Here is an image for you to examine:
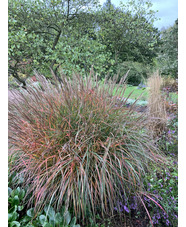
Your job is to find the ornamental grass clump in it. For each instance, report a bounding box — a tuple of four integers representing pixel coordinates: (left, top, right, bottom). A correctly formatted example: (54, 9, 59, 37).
(147, 71, 167, 138)
(9, 70, 165, 222)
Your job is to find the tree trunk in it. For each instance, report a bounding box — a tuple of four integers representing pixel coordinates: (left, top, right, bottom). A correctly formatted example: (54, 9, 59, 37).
(9, 66, 27, 89)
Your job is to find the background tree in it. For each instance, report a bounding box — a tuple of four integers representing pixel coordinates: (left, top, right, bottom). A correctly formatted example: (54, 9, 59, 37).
(8, 0, 163, 86)
(8, 0, 104, 84)
(95, 0, 160, 83)
(155, 19, 178, 78)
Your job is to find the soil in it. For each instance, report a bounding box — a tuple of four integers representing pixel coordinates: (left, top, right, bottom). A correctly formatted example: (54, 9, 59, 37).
(93, 212, 150, 227)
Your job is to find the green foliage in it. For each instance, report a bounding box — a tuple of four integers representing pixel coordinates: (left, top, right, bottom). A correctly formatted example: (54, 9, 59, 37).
(144, 159, 178, 226)
(96, 0, 160, 69)
(113, 85, 148, 101)
(8, 0, 108, 83)
(9, 71, 166, 223)
(8, 185, 80, 227)
(117, 61, 151, 85)
(8, 0, 161, 84)
(158, 114, 178, 154)
(155, 19, 178, 78)
(8, 186, 25, 226)
(55, 33, 113, 77)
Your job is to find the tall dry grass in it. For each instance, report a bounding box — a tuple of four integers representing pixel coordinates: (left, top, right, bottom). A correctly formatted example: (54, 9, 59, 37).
(147, 71, 167, 138)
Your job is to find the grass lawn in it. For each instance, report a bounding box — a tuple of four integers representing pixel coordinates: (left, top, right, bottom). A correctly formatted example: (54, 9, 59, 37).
(113, 85, 178, 102)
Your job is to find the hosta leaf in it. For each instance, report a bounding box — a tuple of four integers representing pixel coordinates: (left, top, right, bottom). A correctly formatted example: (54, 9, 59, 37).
(25, 223, 35, 227)
(8, 205, 17, 214)
(20, 216, 32, 223)
(8, 213, 13, 221)
(49, 216, 55, 226)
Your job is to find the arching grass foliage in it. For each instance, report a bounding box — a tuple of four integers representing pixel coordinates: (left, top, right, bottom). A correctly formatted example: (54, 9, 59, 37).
(8, 70, 166, 223)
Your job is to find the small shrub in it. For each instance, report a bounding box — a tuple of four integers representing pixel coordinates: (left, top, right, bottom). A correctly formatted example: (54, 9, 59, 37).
(117, 61, 151, 85)
(9, 70, 166, 222)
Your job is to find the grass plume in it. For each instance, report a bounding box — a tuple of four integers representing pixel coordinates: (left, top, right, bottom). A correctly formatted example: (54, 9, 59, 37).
(147, 71, 167, 138)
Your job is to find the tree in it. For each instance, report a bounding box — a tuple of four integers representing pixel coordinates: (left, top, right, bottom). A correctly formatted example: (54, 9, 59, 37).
(97, 0, 160, 64)
(91, 0, 161, 83)
(8, 15, 43, 87)
(8, 0, 161, 86)
(156, 19, 178, 78)
(8, 0, 104, 84)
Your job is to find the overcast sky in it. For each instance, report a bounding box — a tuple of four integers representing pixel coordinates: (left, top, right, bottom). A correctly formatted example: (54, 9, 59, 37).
(99, 0, 178, 30)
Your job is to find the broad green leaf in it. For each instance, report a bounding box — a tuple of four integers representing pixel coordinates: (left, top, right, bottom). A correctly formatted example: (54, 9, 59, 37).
(19, 189, 26, 200)
(20, 215, 32, 224)
(39, 215, 47, 225)
(26, 208, 35, 218)
(10, 221, 20, 227)
(13, 195, 20, 206)
(8, 187, 13, 196)
(8, 211, 19, 222)
(17, 205, 24, 211)
(8, 213, 13, 221)
(60, 206, 66, 216)
(43, 223, 53, 227)
(49, 218, 55, 226)
(25, 223, 35, 227)
(55, 212, 63, 224)
(44, 205, 55, 219)
(64, 211, 71, 225)
(70, 216, 77, 226)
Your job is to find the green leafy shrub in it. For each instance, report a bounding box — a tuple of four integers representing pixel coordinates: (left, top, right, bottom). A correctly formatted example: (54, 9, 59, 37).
(155, 19, 178, 79)
(117, 61, 151, 85)
(9, 71, 166, 223)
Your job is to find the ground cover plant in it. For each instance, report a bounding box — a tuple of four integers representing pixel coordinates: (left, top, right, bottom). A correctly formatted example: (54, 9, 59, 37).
(8, 70, 168, 226)
(8, 186, 80, 227)
(144, 158, 178, 227)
